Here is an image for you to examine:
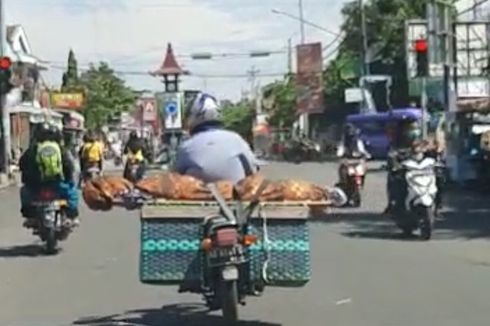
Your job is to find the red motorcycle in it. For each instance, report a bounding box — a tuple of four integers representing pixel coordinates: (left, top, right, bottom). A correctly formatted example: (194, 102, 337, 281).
(337, 159, 367, 207)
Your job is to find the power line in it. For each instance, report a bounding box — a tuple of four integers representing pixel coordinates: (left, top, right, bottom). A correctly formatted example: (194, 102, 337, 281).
(457, 0, 490, 16)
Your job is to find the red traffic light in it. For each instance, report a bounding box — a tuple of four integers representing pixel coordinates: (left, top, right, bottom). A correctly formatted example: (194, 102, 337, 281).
(0, 56, 11, 69)
(414, 39, 428, 53)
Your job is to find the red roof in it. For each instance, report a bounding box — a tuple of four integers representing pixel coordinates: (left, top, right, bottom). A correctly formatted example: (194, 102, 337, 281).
(152, 43, 183, 76)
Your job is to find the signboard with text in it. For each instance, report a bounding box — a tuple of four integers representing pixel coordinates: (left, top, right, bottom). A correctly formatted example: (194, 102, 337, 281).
(50, 92, 84, 110)
(296, 42, 324, 114)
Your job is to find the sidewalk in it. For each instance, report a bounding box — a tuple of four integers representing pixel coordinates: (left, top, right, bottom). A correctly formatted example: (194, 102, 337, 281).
(0, 171, 20, 190)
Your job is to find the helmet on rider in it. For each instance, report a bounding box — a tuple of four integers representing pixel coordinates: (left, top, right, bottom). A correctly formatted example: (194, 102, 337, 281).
(35, 123, 51, 142)
(49, 124, 63, 143)
(405, 121, 422, 143)
(129, 130, 138, 140)
(187, 92, 221, 133)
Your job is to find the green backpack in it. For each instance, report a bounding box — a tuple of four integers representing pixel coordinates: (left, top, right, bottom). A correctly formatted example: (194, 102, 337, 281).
(36, 141, 64, 181)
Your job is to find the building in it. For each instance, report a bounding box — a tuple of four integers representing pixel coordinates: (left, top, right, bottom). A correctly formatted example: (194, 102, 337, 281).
(4, 25, 55, 158)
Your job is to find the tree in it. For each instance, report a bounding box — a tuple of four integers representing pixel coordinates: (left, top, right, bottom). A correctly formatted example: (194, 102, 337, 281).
(262, 75, 297, 129)
(325, 0, 429, 109)
(221, 100, 255, 141)
(61, 49, 80, 91)
(79, 62, 136, 129)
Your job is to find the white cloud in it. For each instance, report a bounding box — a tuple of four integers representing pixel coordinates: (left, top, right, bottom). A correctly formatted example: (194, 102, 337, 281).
(5, 0, 348, 100)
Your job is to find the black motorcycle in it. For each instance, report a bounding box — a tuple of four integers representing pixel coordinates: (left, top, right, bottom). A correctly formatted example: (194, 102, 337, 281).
(30, 188, 73, 254)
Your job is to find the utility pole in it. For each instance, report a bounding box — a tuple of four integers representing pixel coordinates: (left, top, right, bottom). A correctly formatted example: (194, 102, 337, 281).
(298, 0, 305, 44)
(360, 0, 370, 76)
(247, 66, 260, 101)
(0, 0, 8, 175)
(287, 38, 293, 74)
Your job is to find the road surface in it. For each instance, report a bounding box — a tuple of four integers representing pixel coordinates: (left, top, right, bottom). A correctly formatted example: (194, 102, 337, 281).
(1, 162, 490, 326)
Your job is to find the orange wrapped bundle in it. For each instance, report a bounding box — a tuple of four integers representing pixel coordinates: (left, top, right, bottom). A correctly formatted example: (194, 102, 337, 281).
(82, 176, 133, 211)
(134, 172, 329, 202)
(135, 172, 234, 200)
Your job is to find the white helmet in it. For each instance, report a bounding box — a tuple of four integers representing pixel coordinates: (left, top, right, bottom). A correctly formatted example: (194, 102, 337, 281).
(188, 92, 221, 130)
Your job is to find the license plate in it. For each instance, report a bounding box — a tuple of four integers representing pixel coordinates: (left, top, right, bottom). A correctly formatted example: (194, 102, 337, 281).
(209, 248, 233, 259)
(208, 246, 243, 260)
(222, 266, 238, 281)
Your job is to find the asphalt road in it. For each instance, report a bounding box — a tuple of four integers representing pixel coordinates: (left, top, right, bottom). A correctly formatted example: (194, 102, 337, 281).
(1, 162, 490, 326)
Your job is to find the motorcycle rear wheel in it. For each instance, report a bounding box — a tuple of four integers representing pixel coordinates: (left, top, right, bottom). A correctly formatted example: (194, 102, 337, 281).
(419, 207, 435, 241)
(220, 280, 239, 324)
(44, 226, 58, 255)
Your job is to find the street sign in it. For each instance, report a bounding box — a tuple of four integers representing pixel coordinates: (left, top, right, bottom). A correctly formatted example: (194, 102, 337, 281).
(344, 88, 363, 103)
(141, 99, 157, 122)
(158, 92, 183, 130)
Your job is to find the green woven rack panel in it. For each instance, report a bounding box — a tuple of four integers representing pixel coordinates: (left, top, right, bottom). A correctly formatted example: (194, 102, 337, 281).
(140, 219, 203, 284)
(248, 219, 311, 286)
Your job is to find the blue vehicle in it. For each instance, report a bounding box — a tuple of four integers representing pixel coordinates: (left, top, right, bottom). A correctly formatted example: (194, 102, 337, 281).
(346, 108, 423, 158)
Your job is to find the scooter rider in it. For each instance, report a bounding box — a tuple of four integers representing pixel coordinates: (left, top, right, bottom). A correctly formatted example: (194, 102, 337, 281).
(385, 120, 423, 214)
(123, 131, 150, 181)
(174, 92, 259, 184)
(337, 123, 370, 159)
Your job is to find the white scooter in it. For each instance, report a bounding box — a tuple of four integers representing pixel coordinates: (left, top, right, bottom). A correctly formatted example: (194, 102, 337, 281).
(390, 154, 438, 240)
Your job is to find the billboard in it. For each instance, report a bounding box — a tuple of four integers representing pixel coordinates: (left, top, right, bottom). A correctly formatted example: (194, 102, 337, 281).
(157, 92, 183, 130)
(50, 92, 84, 110)
(295, 43, 324, 114)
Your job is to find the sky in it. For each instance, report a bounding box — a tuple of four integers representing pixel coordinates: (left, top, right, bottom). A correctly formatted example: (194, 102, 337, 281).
(5, 0, 347, 101)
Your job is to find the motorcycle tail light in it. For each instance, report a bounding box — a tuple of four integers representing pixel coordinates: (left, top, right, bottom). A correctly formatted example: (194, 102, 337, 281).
(39, 189, 56, 201)
(215, 228, 238, 247)
(348, 167, 356, 175)
(356, 164, 365, 175)
(242, 234, 257, 247)
(201, 238, 213, 251)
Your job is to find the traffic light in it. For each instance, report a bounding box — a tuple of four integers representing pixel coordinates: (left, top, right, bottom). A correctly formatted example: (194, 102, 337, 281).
(414, 39, 428, 77)
(0, 56, 13, 94)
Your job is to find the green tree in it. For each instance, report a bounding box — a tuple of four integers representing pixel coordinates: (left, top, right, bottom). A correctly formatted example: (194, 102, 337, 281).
(79, 62, 136, 129)
(61, 49, 80, 90)
(262, 75, 297, 128)
(325, 0, 431, 108)
(221, 100, 255, 141)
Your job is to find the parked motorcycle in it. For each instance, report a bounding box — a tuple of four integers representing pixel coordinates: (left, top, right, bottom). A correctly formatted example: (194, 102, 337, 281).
(283, 139, 322, 163)
(31, 188, 73, 254)
(389, 154, 438, 240)
(337, 158, 366, 207)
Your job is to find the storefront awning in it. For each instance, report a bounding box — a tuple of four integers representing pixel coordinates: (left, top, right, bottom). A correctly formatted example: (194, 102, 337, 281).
(9, 104, 63, 128)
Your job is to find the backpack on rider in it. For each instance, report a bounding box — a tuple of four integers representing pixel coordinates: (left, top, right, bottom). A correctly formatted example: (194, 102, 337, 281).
(36, 137, 64, 182)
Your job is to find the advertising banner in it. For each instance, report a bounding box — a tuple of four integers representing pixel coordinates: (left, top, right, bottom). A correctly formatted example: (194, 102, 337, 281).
(296, 43, 324, 114)
(50, 92, 84, 110)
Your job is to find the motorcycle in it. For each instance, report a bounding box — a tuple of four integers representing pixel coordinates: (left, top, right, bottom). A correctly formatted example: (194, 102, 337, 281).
(125, 157, 144, 183)
(283, 139, 322, 163)
(31, 187, 72, 254)
(389, 154, 438, 240)
(337, 158, 366, 207)
(84, 163, 101, 182)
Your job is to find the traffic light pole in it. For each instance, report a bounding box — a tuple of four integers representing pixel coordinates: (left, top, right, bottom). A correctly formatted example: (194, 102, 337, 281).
(0, 0, 9, 175)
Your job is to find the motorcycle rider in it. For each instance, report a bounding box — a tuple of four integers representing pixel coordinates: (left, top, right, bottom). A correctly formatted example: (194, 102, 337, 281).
(336, 123, 370, 158)
(79, 131, 104, 187)
(174, 92, 259, 184)
(123, 130, 149, 181)
(385, 120, 423, 214)
(19, 123, 80, 227)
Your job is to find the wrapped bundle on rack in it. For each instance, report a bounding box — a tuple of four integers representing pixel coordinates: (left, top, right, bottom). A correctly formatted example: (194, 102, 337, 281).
(82, 176, 133, 211)
(134, 172, 233, 200)
(135, 172, 331, 202)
